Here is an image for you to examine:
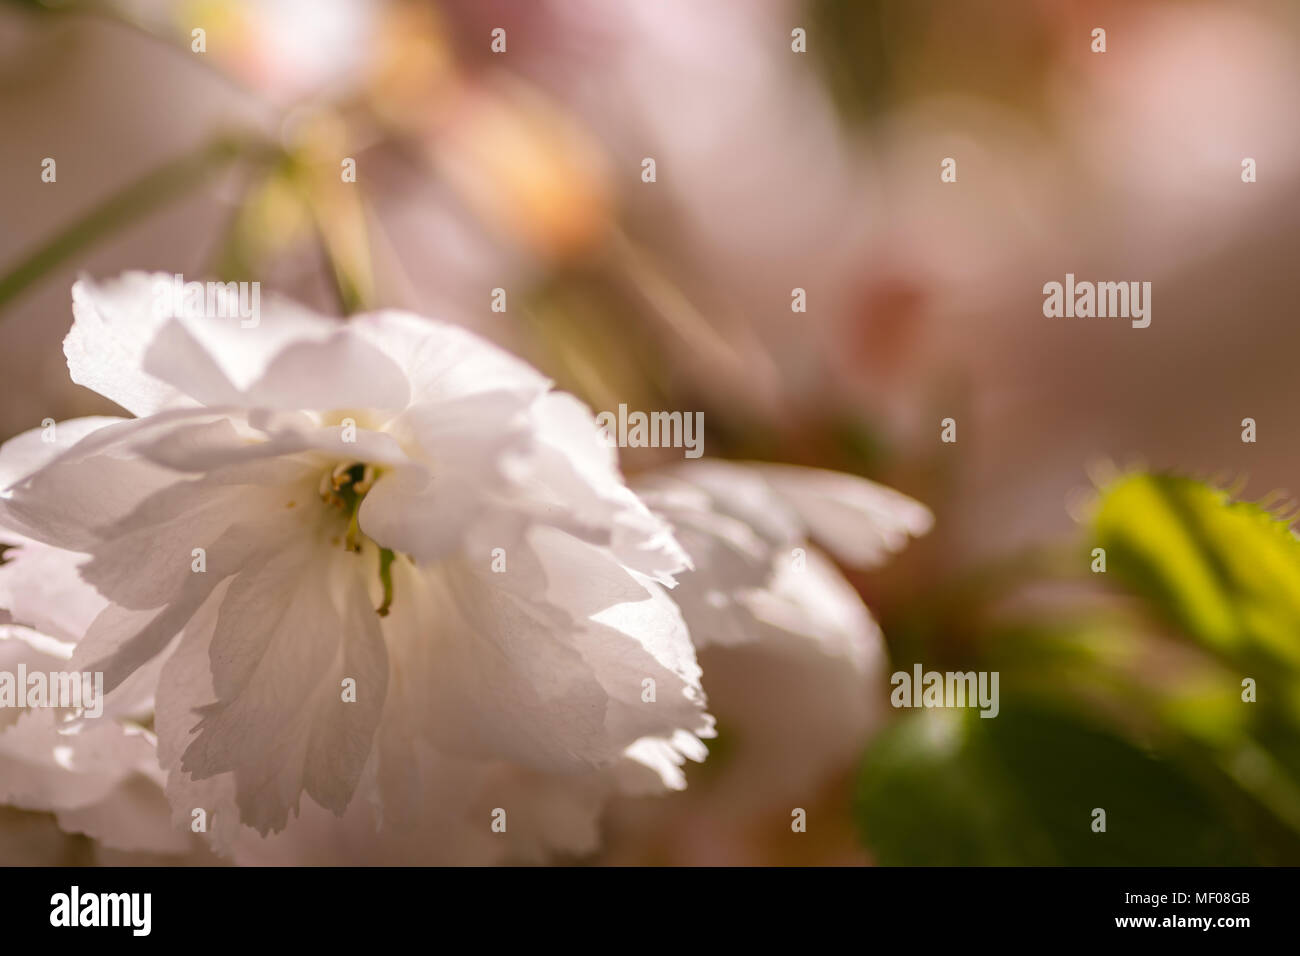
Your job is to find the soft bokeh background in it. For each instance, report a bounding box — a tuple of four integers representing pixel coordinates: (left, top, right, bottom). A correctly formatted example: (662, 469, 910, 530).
(3, 0, 1300, 864)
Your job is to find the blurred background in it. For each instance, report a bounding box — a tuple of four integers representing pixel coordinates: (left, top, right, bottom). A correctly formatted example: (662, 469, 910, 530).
(2, 0, 1300, 864)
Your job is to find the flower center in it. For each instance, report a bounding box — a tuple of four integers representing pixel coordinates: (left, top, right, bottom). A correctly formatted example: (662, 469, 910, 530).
(318, 461, 396, 617)
(319, 461, 375, 548)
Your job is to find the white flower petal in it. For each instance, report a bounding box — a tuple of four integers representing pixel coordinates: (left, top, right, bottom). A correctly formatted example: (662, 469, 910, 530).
(514, 393, 691, 584)
(66, 274, 195, 416)
(0, 537, 105, 644)
(144, 314, 412, 412)
(750, 462, 933, 567)
(350, 309, 551, 405)
(0, 416, 126, 491)
(357, 391, 534, 561)
(379, 555, 610, 771)
(160, 545, 388, 834)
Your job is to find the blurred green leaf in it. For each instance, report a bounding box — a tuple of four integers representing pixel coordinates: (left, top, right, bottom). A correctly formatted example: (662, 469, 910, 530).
(1093, 474, 1300, 672)
(855, 700, 1255, 865)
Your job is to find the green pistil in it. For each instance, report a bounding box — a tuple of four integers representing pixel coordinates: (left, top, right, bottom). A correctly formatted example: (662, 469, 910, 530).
(377, 548, 396, 617)
(345, 507, 363, 553)
(322, 461, 393, 615)
(333, 463, 369, 515)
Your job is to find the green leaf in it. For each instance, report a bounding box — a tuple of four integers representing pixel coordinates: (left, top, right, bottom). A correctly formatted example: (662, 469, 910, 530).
(855, 700, 1255, 865)
(1092, 473, 1300, 672)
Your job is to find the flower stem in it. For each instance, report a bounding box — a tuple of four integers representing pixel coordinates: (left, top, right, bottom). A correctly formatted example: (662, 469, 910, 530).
(0, 134, 273, 314)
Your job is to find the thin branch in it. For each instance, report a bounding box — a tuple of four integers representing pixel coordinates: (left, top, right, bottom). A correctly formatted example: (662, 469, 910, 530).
(0, 134, 277, 313)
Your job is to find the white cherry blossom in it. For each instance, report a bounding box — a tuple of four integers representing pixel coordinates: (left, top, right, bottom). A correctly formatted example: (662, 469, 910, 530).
(0, 273, 710, 848)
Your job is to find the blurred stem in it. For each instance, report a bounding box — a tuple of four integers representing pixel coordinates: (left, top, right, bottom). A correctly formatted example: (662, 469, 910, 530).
(206, 189, 255, 282)
(303, 189, 374, 316)
(0, 134, 277, 314)
(605, 229, 749, 380)
(282, 153, 376, 315)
